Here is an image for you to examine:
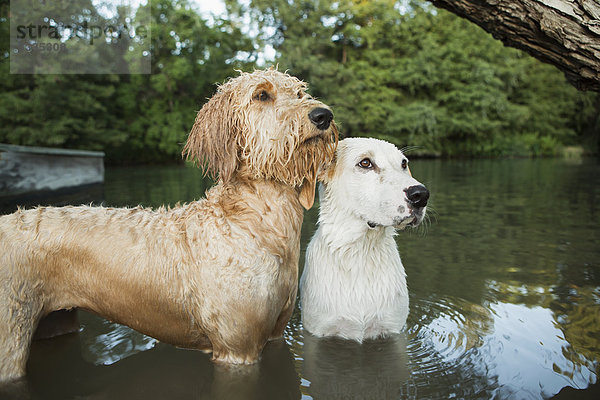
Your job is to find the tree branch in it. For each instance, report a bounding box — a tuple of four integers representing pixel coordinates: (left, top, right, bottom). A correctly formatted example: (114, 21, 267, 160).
(430, 0, 600, 91)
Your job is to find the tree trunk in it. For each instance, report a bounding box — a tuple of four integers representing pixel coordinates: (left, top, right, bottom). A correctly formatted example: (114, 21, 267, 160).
(430, 0, 600, 91)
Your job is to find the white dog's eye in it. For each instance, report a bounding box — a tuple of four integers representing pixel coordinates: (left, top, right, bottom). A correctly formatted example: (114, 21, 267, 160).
(297, 91, 303, 99)
(255, 90, 270, 101)
(402, 159, 408, 170)
(358, 158, 373, 169)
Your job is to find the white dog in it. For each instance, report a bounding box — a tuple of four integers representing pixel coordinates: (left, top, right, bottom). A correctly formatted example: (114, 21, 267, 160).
(300, 138, 429, 341)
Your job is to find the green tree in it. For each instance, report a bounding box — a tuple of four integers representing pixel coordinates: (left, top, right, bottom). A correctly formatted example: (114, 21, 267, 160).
(1, 0, 597, 160)
(0, 0, 255, 163)
(248, 0, 599, 156)
(0, 0, 127, 151)
(109, 0, 256, 163)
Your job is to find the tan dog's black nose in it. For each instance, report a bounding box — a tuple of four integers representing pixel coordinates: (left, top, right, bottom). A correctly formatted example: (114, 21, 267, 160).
(309, 107, 333, 130)
(405, 185, 429, 208)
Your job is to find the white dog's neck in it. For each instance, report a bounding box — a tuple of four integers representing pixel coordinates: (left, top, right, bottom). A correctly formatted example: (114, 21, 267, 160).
(318, 190, 396, 259)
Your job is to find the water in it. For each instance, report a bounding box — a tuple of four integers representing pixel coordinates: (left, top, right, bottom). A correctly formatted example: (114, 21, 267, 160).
(1, 158, 599, 399)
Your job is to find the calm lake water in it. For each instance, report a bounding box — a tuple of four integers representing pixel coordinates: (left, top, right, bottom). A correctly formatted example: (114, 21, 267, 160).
(1, 158, 599, 399)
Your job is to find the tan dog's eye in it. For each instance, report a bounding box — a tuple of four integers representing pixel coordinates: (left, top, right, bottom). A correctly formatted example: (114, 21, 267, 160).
(402, 159, 408, 170)
(358, 158, 372, 169)
(255, 90, 270, 101)
(297, 91, 303, 99)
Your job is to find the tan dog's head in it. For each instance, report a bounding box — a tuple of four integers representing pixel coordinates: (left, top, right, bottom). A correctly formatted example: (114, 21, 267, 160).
(183, 68, 338, 209)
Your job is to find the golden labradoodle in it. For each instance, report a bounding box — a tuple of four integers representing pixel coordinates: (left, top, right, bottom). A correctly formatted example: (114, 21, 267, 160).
(0, 69, 337, 381)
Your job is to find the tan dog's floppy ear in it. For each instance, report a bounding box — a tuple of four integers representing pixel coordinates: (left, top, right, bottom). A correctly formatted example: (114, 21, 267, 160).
(299, 150, 337, 209)
(183, 90, 239, 183)
(299, 165, 318, 210)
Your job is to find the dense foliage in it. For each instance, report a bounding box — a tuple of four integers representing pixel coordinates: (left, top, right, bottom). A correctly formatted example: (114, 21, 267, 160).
(0, 0, 598, 162)
(245, 0, 599, 156)
(0, 0, 254, 163)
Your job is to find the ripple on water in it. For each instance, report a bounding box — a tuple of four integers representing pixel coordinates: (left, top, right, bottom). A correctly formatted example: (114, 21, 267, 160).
(78, 311, 157, 366)
(405, 296, 497, 399)
(405, 296, 598, 399)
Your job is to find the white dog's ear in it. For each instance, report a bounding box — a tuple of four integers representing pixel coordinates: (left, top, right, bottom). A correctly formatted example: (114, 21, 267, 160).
(183, 90, 240, 183)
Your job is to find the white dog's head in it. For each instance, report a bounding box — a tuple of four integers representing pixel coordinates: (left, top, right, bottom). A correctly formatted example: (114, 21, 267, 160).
(320, 137, 429, 229)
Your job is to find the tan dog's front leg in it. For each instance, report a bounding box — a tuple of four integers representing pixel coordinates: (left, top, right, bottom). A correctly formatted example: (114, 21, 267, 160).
(210, 334, 265, 365)
(269, 290, 297, 340)
(206, 305, 275, 365)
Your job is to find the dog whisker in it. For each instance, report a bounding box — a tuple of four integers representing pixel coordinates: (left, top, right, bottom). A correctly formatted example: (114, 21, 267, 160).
(399, 145, 421, 154)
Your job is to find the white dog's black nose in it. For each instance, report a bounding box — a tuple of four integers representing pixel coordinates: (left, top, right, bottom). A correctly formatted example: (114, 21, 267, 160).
(309, 107, 333, 130)
(405, 185, 429, 208)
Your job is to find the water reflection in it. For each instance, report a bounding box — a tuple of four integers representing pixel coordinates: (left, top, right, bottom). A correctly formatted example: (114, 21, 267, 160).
(301, 332, 413, 399)
(485, 302, 591, 397)
(16, 329, 299, 400)
(403, 294, 598, 399)
(0, 158, 598, 399)
(78, 312, 157, 366)
(399, 158, 600, 399)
